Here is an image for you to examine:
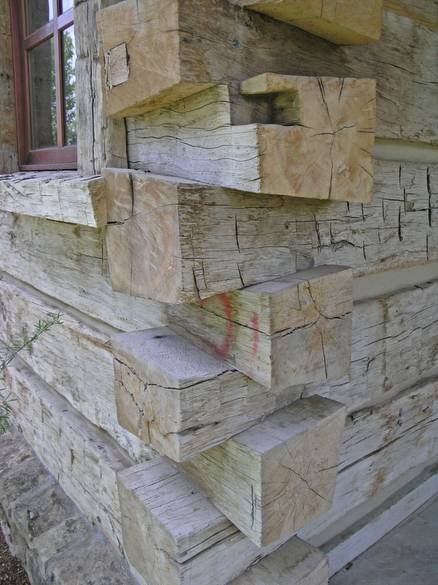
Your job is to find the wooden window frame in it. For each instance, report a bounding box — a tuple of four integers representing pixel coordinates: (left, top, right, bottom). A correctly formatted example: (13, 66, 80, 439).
(10, 0, 77, 171)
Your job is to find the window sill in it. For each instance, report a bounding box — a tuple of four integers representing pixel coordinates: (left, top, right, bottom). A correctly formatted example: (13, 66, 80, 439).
(0, 171, 106, 228)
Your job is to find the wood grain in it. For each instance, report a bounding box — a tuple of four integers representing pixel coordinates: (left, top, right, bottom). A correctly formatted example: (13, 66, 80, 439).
(105, 162, 438, 303)
(6, 360, 133, 551)
(112, 327, 303, 461)
(0, 172, 106, 226)
(0, 273, 152, 461)
(127, 78, 375, 201)
(183, 397, 346, 546)
(230, 0, 383, 45)
(0, 211, 166, 332)
(100, 0, 437, 144)
(169, 266, 353, 389)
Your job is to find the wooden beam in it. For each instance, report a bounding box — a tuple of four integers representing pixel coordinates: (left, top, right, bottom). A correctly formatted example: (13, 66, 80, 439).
(0, 211, 166, 332)
(0, 172, 106, 227)
(231, 538, 328, 585)
(0, 0, 18, 173)
(99, 0, 436, 145)
(230, 0, 383, 45)
(97, 0, 212, 118)
(0, 273, 151, 461)
(169, 266, 353, 389)
(117, 458, 292, 585)
(126, 78, 376, 202)
(105, 162, 437, 304)
(112, 327, 303, 461)
(183, 396, 346, 546)
(6, 360, 132, 550)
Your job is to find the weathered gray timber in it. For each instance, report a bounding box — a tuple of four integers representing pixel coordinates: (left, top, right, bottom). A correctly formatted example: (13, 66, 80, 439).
(0, 274, 152, 461)
(112, 327, 303, 461)
(0, 211, 166, 332)
(6, 361, 134, 551)
(304, 277, 438, 412)
(300, 377, 438, 541)
(118, 457, 296, 585)
(0, 2, 17, 173)
(0, 427, 138, 585)
(0, 172, 106, 226)
(231, 537, 328, 585)
(183, 397, 346, 546)
(105, 162, 438, 304)
(75, 0, 127, 174)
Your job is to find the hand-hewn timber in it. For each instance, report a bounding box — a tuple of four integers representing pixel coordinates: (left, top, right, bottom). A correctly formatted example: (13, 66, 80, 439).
(230, 0, 383, 45)
(112, 327, 303, 461)
(0, 273, 151, 461)
(6, 361, 133, 551)
(75, 0, 127, 174)
(99, 0, 437, 145)
(126, 78, 376, 201)
(183, 397, 346, 546)
(231, 538, 328, 585)
(105, 162, 438, 304)
(169, 266, 353, 389)
(118, 458, 292, 585)
(0, 172, 106, 226)
(0, 211, 166, 332)
(304, 277, 438, 413)
(0, 2, 17, 173)
(300, 377, 438, 541)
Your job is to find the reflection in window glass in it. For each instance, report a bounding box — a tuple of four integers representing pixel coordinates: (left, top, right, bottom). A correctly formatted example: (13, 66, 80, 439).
(62, 26, 77, 145)
(28, 38, 57, 149)
(61, 0, 75, 12)
(25, 0, 53, 35)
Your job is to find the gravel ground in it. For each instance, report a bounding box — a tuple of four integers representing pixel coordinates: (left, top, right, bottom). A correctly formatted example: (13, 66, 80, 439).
(0, 527, 30, 585)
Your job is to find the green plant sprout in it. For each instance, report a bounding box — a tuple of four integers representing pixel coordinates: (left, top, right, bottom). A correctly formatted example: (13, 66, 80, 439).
(0, 313, 63, 434)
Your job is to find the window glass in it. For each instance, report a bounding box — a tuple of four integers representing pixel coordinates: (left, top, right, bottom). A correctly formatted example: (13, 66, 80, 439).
(61, 0, 75, 12)
(62, 26, 77, 145)
(25, 0, 54, 35)
(28, 38, 57, 149)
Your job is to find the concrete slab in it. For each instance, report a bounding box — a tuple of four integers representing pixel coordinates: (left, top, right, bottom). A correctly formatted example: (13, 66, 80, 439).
(330, 495, 438, 585)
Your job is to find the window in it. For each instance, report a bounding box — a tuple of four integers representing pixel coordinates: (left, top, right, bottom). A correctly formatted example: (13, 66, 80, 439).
(11, 0, 77, 170)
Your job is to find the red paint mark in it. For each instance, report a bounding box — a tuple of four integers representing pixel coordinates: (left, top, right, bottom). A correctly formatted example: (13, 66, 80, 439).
(205, 294, 234, 358)
(250, 312, 260, 355)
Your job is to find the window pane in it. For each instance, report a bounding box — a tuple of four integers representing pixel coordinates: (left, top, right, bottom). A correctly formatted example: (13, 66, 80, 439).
(62, 26, 77, 145)
(25, 0, 54, 35)
(61, 0, 74, 12)
(28, 38, 57, 149)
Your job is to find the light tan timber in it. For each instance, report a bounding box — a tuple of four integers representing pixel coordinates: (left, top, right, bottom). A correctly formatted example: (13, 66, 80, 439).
(100, 0, 437, 145)
(0, 210, 166, 332)
(183, 397, 346, 546)
(304, 277, 438, 413)
(0, 0, 17, 173)
(384, 0, 438, 30)
(231, 538, 328, 585)
(230, 0, 383, 45)
(112, 327, 303, 461)
(105, 162, 438, 304)
(0, 172, 106, 226)
(6, 361, 133, 552)
(118, 458, 291, 585)
(299, 377, 438, 542)
(169, 266, 353, 389)
(127, 77, 375, 201)
(0, 273, 151, 462)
